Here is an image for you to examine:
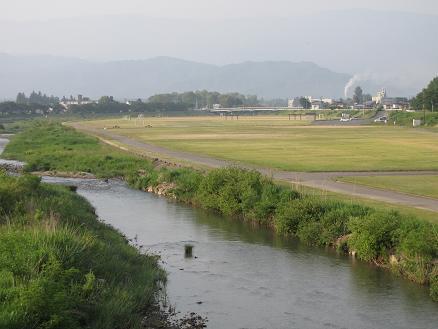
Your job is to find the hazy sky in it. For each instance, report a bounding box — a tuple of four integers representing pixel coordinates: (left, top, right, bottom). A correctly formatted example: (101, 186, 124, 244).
(1, 0, 437, 96)
(2, 0, 438, 20)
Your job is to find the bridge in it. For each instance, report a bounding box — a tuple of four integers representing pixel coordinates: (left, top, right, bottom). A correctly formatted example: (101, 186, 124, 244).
(206, 107, 295, 113)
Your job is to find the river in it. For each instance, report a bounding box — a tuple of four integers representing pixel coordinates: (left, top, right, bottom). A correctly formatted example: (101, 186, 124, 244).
(1, 137, 437, 329)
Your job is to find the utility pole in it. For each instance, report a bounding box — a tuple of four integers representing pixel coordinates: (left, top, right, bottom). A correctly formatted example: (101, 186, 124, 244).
(423, 104, 426, 125)
(432, 100, 434, 112)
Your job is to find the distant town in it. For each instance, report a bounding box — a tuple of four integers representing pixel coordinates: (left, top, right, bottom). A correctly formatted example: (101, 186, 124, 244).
(2, 75, 438, 120)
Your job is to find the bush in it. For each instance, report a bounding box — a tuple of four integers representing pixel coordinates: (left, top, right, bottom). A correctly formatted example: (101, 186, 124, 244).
(396, 217, 438, 260)
(195, 167, 291, 220)
(170, 168, 203, 202)
(274, 197, 326, 235)
(319, 204, 370, 246)
(348, 211, 401, 261)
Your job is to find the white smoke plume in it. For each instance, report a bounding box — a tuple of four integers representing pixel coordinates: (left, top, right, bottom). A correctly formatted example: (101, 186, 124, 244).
(344, 74, 363, 98)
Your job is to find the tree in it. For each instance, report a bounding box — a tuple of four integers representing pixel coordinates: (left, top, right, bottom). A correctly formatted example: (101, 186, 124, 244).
(98, 96, 115, 104)
(411, 77, 438, 111)
(299, 97, 311, 109)
(16, 92, 27, 104)
(353, 86, 363, 104)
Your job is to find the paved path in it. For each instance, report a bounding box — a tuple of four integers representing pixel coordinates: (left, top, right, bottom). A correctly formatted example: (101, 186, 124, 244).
(71, 123, 438, 213)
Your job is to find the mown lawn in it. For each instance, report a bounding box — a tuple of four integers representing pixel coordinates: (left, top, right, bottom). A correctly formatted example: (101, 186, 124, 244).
(338, 175, 438, 200)
(79, 116, 438, 171)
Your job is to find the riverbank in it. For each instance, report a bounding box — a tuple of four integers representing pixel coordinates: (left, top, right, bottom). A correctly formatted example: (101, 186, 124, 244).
(3, 122, 437, 301)
(0, 173, 167, 328)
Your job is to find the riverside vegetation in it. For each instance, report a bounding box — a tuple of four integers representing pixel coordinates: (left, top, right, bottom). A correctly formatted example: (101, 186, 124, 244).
(0, 172, 165, 329)
(3, 122, 438, 301)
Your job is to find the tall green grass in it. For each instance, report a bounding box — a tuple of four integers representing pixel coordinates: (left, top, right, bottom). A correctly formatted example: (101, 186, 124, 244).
(0, 173, 164, 329)
(390, 111, 438, 127)
(4, 122, 438, 301)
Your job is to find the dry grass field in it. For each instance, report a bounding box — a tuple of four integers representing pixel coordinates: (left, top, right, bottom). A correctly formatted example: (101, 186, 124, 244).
(78, 116, 438, 172)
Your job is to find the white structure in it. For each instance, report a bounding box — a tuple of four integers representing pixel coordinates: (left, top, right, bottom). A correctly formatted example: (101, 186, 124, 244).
(372, 88, 387, 104)
(322, 98, 334, 105)
(413, 119, 422, 127)
(287, 98, 303, 108)
(311, 100, 324, 110)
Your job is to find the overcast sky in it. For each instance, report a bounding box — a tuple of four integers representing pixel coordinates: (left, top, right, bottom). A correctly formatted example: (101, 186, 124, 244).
(1, 0, 437, 96)
(2, 0, 438, 20)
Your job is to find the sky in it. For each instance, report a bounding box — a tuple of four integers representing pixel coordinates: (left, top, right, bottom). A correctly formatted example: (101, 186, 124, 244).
(0, 0, 437, 96)
(2, 0, 438, 20)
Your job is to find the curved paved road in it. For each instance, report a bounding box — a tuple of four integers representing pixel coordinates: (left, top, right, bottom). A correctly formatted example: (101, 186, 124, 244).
(71, 123, 438, 213)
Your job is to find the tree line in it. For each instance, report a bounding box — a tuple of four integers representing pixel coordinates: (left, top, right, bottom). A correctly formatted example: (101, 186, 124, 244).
(411, 77, 438, 111)
(16, 91, 59, 106)
(148, 90, 259, 108)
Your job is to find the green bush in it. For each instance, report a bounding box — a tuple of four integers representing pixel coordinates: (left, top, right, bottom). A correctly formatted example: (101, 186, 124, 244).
(348, 211, 401, 261)
(194, 167, 298, 222)
(170, 168, 203, 202)
(396, 217, 438, 260)
(275, 197, 326, 235)
(318, 204, 370, 246)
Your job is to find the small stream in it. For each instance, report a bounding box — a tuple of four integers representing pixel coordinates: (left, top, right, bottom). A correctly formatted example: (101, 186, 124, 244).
(1, 137, 437, 329)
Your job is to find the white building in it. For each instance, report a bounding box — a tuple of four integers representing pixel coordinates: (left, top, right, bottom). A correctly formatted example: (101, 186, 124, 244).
(287, 98, 303, 108)
(372, 88, 387, 104)
(322, 98, 334, 105)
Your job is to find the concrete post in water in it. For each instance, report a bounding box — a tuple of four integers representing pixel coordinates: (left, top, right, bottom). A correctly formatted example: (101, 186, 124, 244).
(184, 244, 194, 258)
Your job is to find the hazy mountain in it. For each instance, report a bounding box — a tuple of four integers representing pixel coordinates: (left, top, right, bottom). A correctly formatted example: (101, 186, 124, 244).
(0, 54, 353, 100)
(1, 9, 437, 98)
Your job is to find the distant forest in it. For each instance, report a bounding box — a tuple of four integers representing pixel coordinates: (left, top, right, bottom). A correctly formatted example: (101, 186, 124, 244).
(148, 91, 260, 108)
(16, 91, 59, 106)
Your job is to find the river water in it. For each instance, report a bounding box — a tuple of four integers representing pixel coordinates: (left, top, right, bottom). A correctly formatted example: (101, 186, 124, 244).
(1, 137, 437, 329)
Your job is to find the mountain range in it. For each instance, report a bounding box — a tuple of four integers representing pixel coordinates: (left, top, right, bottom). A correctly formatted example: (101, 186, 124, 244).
(0, 54, 357, 100)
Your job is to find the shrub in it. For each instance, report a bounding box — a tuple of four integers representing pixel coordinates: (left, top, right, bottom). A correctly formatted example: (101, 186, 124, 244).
(171, 168, 203, 202)
(319, 204, 370, 246)
(195, 167, 284, 218)
(348, 211, 401, 261)
(396, 217, 438, 260)
(274, 197, 326, 235)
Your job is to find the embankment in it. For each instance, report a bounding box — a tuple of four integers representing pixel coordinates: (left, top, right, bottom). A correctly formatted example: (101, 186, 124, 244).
(3, 122, 438, 302)
(0, 173, 167, 329)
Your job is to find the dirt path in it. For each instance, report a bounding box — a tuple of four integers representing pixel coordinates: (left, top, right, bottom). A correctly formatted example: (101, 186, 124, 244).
(71, 123, 438, 213)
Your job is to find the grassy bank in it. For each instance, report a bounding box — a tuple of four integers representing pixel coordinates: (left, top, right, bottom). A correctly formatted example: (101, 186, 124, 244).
(390, 111, 438, 127)
(4, 122, 438, 301)
(0, 172, 165, 328)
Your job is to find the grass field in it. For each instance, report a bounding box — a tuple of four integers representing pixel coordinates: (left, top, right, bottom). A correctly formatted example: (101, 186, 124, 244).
(338, 175, 438, 200)
(78, 116, 438, 171)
